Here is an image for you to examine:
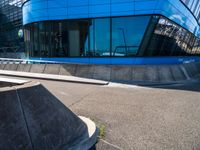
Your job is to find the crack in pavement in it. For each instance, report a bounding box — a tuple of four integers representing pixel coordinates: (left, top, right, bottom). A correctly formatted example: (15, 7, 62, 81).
(100, 139, 123, 150)
(68, 87, 98, 108)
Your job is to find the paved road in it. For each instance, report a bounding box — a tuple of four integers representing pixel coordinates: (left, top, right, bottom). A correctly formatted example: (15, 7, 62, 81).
(1, 75, 200, 150)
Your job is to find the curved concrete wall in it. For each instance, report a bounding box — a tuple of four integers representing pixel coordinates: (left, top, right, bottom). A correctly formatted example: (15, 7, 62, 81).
(22, 0, 200, 37)
(1, 62, 200, 83)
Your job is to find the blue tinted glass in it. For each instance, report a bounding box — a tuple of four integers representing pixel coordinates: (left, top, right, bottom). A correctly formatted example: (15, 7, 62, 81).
(112, 16, 150, 56)
(89, 18, 110, 57)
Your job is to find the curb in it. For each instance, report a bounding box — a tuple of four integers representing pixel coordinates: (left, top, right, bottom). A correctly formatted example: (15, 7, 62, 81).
(0, 70, 109, 85)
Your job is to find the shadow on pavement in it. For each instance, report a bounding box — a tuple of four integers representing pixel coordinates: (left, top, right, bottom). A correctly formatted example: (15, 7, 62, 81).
(138, 81, 200, 93)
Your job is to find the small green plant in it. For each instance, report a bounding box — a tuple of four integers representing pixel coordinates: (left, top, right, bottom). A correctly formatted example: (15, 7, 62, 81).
(98, 124, 106, 139)
(91, 118, 106, 141)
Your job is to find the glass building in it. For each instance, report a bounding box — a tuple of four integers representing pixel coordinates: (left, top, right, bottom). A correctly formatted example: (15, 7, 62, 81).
(24, 15, 200, 58)
(4, 0, 200, 64)
(0, 0, 26, 58)
(181, 0, 200, 23)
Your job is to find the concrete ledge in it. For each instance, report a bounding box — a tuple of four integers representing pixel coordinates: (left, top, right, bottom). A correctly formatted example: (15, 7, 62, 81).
(0, 62, 200, 84)
(0, 77, 29, 85)
(0, 70, 108, 85)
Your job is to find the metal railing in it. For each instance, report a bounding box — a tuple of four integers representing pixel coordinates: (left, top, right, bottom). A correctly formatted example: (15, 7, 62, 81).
(113, 46, 139, 56)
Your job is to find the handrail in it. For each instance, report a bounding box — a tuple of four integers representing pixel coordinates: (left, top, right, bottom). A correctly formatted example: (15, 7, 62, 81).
(113, 46, 138, 56)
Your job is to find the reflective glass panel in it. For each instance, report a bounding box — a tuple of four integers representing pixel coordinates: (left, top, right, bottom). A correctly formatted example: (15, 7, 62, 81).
(89, 18, 110, 57)
(111, 16, 150, 57)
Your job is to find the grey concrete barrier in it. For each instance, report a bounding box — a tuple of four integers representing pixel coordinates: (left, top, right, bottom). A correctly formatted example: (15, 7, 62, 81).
(132, 65, 147, 82)
(29, 64, 46, 73)
(158, 65, 175, 82)
(0, 82, 98, 150)
(170, 65, 187, 81)
(75, 64, 95, 78)
(145, 65, 159, 82)
(110, 65, 132, 82)
(0, 88, 33, 150)
(0, 62, 200, 84)
(183, 63, 199, 78)
(59, 64, 77, 76)
(0, 64, 5, 70)
(4, 64, 18, 71)
(44, 64, 61, 74)
(93, 65, 111, 81)
(194, 62, 200, 78)
(17, 64, 32, 72)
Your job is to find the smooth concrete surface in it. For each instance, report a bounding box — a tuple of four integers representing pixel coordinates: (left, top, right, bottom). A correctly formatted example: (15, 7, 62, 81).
(44, 64, 61, 74)
(17, 64, 32, 72)
(0, 77, 28, 85)
(0, 64, 5, 70)
(0, 81, 98, 150)
(3, 75, 200, 150)
(183, 63, 199, 78)
(29, 64, 46, 73)
(4, 64, 18, 71)
(0, 62, 200, 84)
(59, 64, 76, 76)
(110, 66, 132, 82)
(93, 65, 111, 81)
(0, 70, 108, 85)
(170, 65, 187, 81)
(75, 65, 95, 78)
(158, 65, 175, 82)
(145, 66, 159, 82)
(132, 65, 147, 82)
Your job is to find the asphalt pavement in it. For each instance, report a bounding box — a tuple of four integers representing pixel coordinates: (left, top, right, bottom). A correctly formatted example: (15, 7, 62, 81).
(0, 75, 200, 150)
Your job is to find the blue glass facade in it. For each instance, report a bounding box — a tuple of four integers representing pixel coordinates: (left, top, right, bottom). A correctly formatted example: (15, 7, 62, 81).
(181, 0, 200, 24)
(22, 0, 200, 64)
(23, 0, 200, 37)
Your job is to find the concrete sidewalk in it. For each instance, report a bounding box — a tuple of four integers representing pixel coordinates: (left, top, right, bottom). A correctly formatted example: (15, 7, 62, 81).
(0, 70, 108, 85)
